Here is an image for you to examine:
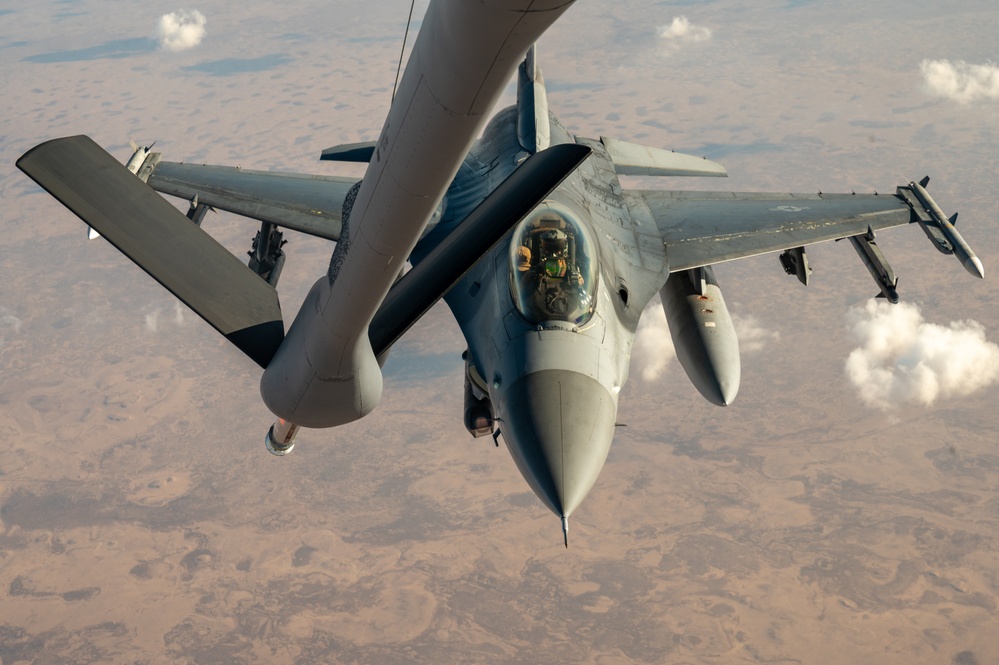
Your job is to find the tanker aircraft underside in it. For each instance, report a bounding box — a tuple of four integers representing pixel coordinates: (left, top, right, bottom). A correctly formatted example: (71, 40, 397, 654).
(18, 0, 984, 546)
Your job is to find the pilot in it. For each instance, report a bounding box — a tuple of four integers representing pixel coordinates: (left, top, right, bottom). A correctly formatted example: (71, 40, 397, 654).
(540, 229, 567, 255)
(540, 229, 569, 278)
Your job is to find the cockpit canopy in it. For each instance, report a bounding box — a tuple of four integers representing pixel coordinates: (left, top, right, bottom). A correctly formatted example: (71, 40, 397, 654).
(509, 203, 598, 325)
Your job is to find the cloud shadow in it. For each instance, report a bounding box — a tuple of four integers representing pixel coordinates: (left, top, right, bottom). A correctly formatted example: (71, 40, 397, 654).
(183, 53, 294, 76)
(23, 37, 156, 63)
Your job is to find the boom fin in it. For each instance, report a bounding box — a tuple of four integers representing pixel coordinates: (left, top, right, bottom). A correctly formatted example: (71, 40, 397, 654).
(320, 141, 376, 163)
(17, 135, 284, 368)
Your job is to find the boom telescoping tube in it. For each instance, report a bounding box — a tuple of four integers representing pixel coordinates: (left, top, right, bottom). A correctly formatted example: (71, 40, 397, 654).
(259, 0, 577, 428)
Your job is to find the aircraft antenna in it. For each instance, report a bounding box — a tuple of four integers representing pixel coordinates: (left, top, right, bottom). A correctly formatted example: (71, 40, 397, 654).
(391, 0, 418, 104)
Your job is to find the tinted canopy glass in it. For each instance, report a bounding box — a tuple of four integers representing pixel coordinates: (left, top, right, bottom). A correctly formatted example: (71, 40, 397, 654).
(509, 203, 598, 325)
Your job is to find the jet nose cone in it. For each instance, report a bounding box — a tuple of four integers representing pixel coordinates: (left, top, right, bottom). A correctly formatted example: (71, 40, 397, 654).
(501, 370, 617, 518)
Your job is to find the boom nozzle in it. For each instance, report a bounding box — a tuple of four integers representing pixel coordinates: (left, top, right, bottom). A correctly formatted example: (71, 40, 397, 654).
(265, 418, 300, 456)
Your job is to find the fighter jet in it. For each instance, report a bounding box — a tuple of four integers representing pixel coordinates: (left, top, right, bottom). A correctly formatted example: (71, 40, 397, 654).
(17, 0, 984, 547)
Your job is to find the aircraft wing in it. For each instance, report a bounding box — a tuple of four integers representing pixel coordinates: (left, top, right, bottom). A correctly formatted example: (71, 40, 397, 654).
(632, 189, 912, 272)
(146, 161, 356, 241)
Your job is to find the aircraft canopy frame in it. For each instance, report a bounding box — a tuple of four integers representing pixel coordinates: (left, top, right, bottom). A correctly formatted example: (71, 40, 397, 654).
(508, 202, 598, 326)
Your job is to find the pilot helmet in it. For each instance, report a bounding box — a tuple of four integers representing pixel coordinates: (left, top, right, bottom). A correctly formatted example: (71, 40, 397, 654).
(540, 229, 567, 254)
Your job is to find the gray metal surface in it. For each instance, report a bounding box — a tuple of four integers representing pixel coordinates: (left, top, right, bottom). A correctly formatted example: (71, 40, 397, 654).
(441, 110, 632, 522)
(17, 136, 284, 367)
(659, 268, 740, 406)
(501, 369, 616, 519)
(369, 143, 590, 356)
(148, 162, 355, 241)
(516, 46, 550, 153)
(635, 190, 912, 271)
(599, 137, 727, 177)
(259, 0, 575, 429)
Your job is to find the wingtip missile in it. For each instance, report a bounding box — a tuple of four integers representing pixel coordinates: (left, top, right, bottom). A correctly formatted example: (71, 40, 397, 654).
(907, 179, 985, 280)
(561, 516, 569, 548)
(967, 255, 985, 280)
(125, 141, 153, 175)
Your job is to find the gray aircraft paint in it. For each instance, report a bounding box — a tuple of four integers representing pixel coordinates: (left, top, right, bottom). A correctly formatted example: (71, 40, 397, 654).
(17, 0, 985, 539)
(258, 0, 576, 429)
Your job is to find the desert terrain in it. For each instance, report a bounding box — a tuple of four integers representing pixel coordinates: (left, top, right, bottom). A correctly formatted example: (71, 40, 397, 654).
(1, 1, 998, 663)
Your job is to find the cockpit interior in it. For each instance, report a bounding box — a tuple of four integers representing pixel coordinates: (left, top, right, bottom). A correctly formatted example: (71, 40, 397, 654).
(509, 203, 598, 326)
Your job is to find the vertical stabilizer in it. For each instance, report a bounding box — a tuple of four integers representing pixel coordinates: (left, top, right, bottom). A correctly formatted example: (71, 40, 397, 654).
(517, 46, 550, 154)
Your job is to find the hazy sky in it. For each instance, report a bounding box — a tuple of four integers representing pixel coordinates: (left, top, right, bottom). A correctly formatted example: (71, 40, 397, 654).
(2, 1, 999, 663)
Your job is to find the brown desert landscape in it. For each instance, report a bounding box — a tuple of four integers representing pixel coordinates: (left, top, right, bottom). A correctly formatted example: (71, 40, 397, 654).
(2, 1, 998, 662)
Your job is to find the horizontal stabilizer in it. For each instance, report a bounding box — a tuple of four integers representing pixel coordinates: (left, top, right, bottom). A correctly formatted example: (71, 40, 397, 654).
(601, 137, 727, 177)
(148, 162, 355, 241)
(369, 143, 591, 355)
(17, 135, 284, 367)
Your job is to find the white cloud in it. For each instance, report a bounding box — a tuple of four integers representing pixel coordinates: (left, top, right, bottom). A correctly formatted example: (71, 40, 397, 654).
(845, 299, 999, 410)
(633, 300, 676, 382)
(156, 9, 207, 52)
(0, 306, 21, 347)
(657, 16, 712, 45)
(173, 300, 186, 326)
(145, 302, 188, 333)
(633, 302, 774, 382)
(920, 59, 999, 104)
(732, 313, 779, 353)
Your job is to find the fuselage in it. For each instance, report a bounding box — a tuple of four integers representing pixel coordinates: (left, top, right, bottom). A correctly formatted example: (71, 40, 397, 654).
(416, 107, 656, 520)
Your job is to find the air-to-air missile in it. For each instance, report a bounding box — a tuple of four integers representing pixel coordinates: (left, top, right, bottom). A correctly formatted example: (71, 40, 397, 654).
(842, 178, 983, 304)
(901, 176, 985, 279)
(124, 140, 154, 175)
(847, 227, 900, 304)
(659, 265, 741, 407)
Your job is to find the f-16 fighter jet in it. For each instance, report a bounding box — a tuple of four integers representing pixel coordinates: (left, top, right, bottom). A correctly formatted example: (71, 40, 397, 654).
(17, 0, 984, 547)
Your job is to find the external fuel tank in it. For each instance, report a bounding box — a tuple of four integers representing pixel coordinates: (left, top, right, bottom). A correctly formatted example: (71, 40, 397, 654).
(659, 267, 740, 406)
